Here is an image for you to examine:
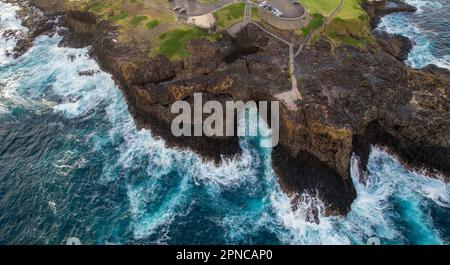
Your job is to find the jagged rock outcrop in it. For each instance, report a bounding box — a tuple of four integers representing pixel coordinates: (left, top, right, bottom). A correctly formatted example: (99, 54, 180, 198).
(295, 39, 449, 178)
(374, 30, 412, 61)
(89, 24, 291, 162)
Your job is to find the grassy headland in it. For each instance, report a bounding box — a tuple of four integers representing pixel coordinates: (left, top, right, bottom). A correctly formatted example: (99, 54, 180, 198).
(63, 0, 221, 60)
(299, 0, 374, 47)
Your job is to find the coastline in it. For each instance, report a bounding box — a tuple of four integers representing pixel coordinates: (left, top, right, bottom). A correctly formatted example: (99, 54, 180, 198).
(377, 0, 450, 70)
(2, 0, 450, 217)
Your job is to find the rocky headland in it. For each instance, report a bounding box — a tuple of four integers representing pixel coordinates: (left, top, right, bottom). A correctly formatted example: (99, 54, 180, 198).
(4, 0, 449, 216)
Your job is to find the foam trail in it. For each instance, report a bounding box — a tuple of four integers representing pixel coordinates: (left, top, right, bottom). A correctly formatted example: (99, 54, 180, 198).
(265, 147, 448, 245)
(0, 2, 28, 65)
(342, 148, 447, 244)
(0, 2, 29, 114)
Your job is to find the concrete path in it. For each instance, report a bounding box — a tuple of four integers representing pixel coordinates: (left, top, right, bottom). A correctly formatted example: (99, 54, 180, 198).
(218, 0, 345, 110)
(229, 0, 303, 110)
(251, 22, 302, 110)
(227, 21, 247, 37)
(288, 43, 302, 101)
(187, 13, 216, 29)
(274, 44, 302, 111)
(244, 0, 251, 23)
(278, 0, 346, 111)
(228, 0, 251, 37)
(294, 0, 345, 57)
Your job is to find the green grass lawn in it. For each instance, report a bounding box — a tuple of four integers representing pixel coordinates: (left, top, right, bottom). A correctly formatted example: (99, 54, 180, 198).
(129, 15, 148, 26)
(300, 14, 324, 36)
(89, 1, 105, 12)
(299, 0, 365, 19)
(146, 19, 160, 29)
(198, 0, 220, 3)
(213, 3, 245, 30)
(110, 10, 129, 21)
(251, 6, 260, 21)
(299, 0, 341, 17)
(153, 27, 221, 60)
(63, 0, 222, 59)
(299, 0, 374, 47)
(335, 0, 366, 20)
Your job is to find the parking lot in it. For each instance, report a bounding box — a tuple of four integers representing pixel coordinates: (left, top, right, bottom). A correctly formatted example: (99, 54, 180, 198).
(259, 0, 305, 18)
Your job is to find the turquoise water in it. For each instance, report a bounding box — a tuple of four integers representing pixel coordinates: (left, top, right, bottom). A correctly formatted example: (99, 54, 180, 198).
(0, 1, 448, 245)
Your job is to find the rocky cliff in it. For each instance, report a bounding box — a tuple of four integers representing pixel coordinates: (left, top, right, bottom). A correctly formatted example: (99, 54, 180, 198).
(6, 0, 450, 216)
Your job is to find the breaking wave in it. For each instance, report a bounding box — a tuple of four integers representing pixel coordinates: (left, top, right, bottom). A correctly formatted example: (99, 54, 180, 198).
(377, 0, 450, 70)
(0, 1, 448, 245)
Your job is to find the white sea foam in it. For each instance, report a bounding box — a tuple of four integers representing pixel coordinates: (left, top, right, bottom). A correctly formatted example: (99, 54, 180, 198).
(265, 146, 448, 245)
(10, 34, 264, 241)
(404, 0, 443, 14)
(0, 2, 28, 65)
(377, 1, 450, 70)
(0, 1, 29, 114)
(121, 113, 270, 240)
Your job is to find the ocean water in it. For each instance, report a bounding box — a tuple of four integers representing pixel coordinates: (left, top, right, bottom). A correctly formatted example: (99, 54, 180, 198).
(0, 1, 449, 245)
(377, 0, 450, 70)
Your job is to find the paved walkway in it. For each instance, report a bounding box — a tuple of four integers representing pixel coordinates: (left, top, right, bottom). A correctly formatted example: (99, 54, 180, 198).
(244, 0, 251, 23)
(294, 0, 345, 57)
(228, 0, 251, 37)
(277, 0, 345, 110)
(272, 43, 302, 111)
(188, 0, 344, 111)
(227, 21, 247, 36)
(227, 1, 304, 110)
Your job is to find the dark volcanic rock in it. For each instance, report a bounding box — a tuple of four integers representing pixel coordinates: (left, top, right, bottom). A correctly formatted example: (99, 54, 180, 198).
(78, 69, 100, 76)
(3, 0, 58, 58)
(294, 41, 450, 182)
(89, 23, 290, 163)
(374, 30, 412, 61)
(2, 29, 20, 41)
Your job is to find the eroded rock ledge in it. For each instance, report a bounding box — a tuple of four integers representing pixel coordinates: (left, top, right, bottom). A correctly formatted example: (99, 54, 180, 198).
(5, 0, 450, 216)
